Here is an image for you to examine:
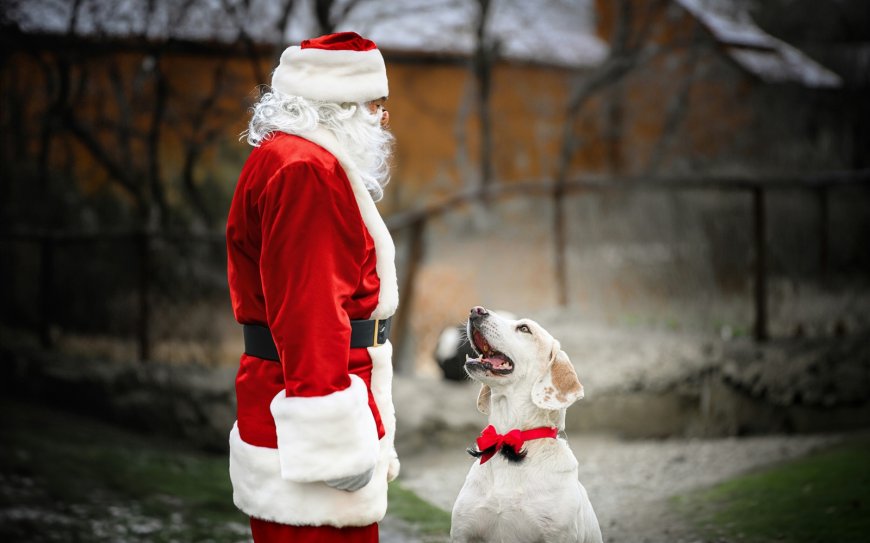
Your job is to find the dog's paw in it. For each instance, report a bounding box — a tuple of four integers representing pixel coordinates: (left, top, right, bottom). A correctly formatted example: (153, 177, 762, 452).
(387, 457, 401, 482)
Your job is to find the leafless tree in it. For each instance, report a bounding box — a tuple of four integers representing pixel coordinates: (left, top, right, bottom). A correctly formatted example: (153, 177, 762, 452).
(471, 0, 499, 201)
(551, 0, 669, 305)
(312, 0, 363, 34)
(645, 23, 708, 175)
(221, 0, 296, 84)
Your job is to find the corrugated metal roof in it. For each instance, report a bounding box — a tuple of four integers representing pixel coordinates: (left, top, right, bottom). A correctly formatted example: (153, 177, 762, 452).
(676, 0, 842, 87)
(353, 0, 608, 67)
(2, 0, 608, 68)
(4, 0, 843, 83)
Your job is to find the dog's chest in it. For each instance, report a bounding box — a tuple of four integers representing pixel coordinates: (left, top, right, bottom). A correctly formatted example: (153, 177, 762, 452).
(453, 456, 582, 542)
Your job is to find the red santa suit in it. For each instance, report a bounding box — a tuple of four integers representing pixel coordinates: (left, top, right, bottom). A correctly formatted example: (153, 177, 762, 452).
(224, 33, 398, 541)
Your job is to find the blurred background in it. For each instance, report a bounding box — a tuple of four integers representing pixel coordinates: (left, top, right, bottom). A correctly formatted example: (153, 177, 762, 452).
(1, 1, 869, 542)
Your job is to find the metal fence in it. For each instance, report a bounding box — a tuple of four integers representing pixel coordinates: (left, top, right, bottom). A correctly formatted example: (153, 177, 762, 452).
(2, 169, 868, 368)
(0, 229, 227, 362)
(386, 169, 870, 354)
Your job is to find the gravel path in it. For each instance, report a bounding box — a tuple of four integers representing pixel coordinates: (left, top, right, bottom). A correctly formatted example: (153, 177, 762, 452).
(397, 432, 841, 543)
(380, 514, 428, 543)
(390, 312, 868, 542)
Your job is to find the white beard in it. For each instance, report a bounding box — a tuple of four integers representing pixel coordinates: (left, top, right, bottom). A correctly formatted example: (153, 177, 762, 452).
(245, 91, 394, 201)
(329, 107, 394, 202)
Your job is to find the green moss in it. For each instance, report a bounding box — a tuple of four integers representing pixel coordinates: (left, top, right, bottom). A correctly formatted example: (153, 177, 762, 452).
(0, 398, 247, 542)
(0, 398, 451, 542)
(388, 481, 452, 537)
(674, 436, 870, 543)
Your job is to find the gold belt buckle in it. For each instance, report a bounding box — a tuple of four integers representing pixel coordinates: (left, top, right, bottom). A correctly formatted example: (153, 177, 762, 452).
(372, 318, 381, 347)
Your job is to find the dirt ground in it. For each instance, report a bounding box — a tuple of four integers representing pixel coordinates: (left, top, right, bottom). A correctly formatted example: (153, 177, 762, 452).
(389, 311, 866, 542)
(3, 301, 867, 542)
(397, 431, 842, 543)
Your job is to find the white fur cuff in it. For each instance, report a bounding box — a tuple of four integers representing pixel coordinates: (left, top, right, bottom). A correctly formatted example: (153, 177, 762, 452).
(270, 375, 379, 482)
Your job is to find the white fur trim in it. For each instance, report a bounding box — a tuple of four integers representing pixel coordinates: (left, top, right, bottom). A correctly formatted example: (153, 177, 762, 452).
(272, 46, 388, 103)
(369, 341, 399, 481)
(229, 345, 399, 526)
(229, 422, 390, 527)
(270, 374, 379, 482)
(301, 128, 399, 319)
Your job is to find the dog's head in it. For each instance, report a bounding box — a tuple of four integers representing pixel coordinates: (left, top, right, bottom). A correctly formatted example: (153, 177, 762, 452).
(465, 306, 584, 414)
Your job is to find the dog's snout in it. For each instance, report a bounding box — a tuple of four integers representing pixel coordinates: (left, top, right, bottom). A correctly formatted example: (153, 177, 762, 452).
(469, 306, 489, 321)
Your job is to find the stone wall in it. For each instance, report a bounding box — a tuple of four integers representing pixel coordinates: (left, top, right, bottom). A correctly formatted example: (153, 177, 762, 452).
(6, 325, 868, 457)
(3, 346, 237, 452)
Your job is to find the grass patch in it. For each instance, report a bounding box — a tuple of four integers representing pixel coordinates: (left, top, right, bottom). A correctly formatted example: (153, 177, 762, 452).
(0, 398, 248, 542)
(388, 480, 452, 537)
(675, 436, 870, 543)
(0, 397, 451, 542)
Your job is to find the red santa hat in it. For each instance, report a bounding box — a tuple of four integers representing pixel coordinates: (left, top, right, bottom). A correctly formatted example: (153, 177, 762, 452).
(271, 32, 389, 104)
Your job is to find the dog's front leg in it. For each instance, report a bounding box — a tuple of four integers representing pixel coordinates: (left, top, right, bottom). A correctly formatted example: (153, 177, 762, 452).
(449, 511, 483, 543)
(450, 501, 492, 543)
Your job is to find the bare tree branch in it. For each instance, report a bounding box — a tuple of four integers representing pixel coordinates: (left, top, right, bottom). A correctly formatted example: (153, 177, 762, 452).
(107, 59, 134, 171)
(314, 0, 335, 34)
(221, 0, 269, 84)
(335, 0, 362, 26)
(146, 54, 169, 226)
(275, 0, 296, 45)
(472, 0, 498, 200)
(60, 108, 140, 202)
(646, 25, 707, 174)
(552, 0, 648, 306)
(313, 0, 363, 35)
(179, 60, 231, 228)
(67, 0, 84, 35)
(36, 53, 62, 196)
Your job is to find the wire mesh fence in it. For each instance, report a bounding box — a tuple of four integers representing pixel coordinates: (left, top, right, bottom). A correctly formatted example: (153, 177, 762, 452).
(2, 171, 869, 371)
(0, 230, 233, 365)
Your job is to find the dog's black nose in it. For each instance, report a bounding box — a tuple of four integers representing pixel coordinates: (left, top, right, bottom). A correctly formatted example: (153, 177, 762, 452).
(469, 306, 488, 321)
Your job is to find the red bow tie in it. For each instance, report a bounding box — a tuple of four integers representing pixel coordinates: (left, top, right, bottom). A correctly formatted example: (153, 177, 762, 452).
(475, 425, 559, 464)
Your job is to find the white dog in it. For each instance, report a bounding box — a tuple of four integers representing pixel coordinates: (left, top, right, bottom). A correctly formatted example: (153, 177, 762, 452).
(450, 306, 602, 543)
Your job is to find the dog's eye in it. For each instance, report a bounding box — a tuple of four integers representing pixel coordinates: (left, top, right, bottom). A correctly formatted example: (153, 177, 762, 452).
(516, 324, 531, 334)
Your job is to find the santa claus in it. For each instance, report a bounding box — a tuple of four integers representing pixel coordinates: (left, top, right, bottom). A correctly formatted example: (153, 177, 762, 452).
(225, 32, 399, 542)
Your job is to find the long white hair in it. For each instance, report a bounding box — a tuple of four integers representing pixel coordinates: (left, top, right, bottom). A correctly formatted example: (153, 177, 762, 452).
(243, 88, 394, 201)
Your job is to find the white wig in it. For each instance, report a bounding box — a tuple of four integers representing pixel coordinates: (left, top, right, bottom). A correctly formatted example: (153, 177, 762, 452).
(243, 88, 393, 201)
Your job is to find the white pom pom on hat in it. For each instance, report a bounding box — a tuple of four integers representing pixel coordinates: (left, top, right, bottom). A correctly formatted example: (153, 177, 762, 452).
(271, 32, 389, 104)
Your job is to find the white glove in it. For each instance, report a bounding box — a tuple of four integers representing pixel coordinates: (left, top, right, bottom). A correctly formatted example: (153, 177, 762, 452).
(387, 456, 400, 482)
(325, 467, 374, 492)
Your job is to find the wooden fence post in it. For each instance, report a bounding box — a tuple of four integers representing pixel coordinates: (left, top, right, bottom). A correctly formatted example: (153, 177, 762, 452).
(752, 186, 768, 342)
(817, 186, 829, 280)
(392, 218, 426, 373)
(137, 230, 152, 362)
(39, 234, 55, 348)
(553, 185, 568, 307)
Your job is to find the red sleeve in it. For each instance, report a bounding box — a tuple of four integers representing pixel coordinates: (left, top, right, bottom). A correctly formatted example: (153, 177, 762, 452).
(258, 161, 366, 398)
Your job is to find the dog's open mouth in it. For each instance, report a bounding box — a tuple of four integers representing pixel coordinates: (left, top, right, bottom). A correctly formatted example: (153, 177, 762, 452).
(466, 328, 514, 375)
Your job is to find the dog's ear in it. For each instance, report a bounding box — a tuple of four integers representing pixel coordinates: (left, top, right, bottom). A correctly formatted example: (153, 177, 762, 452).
(531, 347, 584, 410)
(477, 384, 491, 415)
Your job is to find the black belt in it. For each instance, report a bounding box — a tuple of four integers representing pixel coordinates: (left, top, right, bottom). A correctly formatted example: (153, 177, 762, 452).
(243, 318, 392, 362)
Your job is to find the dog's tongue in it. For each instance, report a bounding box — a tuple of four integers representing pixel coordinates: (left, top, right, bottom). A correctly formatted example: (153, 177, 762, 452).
(484, 353, 511, 370)
(468, 330, 513, 373)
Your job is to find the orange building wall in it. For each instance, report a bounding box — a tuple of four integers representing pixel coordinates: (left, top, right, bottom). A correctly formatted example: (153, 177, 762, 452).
(2, 18, 780, 224)
(579, 0, 759, 176)
(376, 60, 575, 210)
(1, 45, 579, 217)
